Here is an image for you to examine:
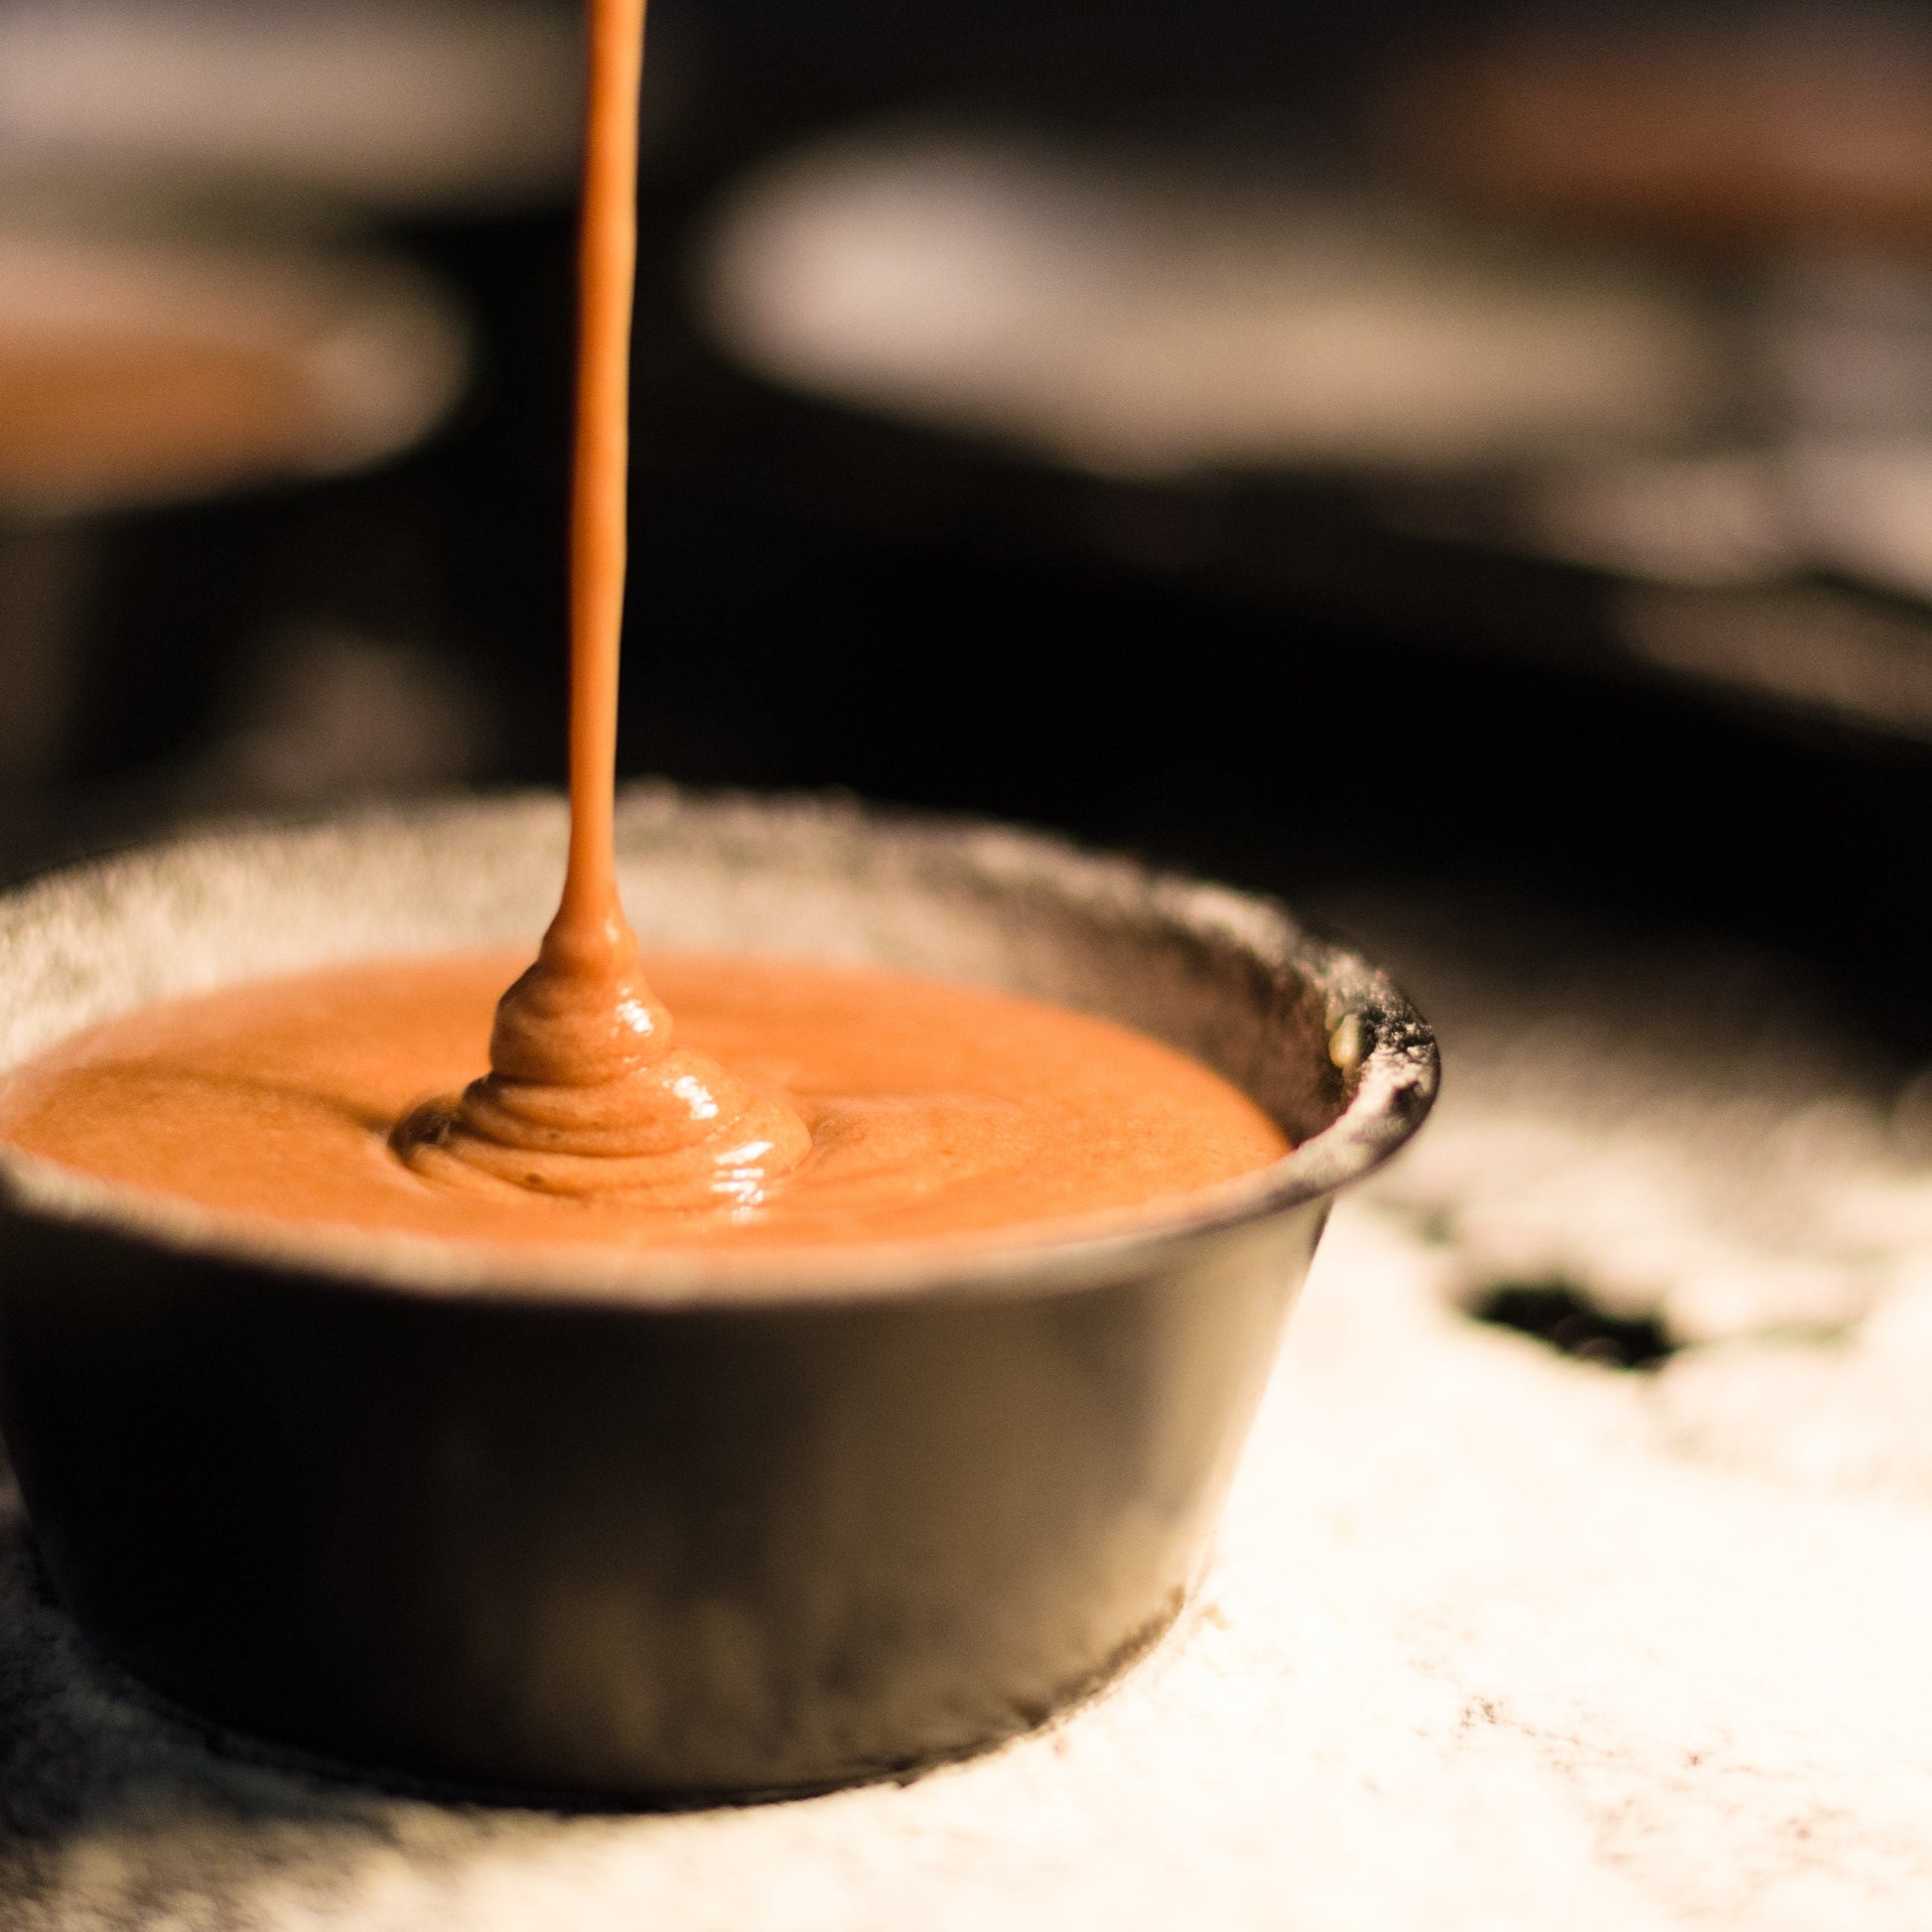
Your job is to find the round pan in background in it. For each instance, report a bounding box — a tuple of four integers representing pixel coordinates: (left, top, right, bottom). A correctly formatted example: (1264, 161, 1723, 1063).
(0, 0, 579, 801)
(0, 203, 473, 795)
(0, 219, 469, 518)
(675, 119, 1932, 751)
(701, 127, 1725, 481)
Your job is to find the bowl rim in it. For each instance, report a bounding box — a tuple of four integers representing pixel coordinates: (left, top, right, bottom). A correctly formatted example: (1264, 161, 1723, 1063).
(0, 790, 1439, 1311)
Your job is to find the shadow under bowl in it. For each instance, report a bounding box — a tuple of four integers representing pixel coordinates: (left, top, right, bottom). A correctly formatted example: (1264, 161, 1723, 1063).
(0, 787, 1437, 1804)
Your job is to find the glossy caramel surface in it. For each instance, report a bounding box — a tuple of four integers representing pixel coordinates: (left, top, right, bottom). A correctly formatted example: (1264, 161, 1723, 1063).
(0, 951, 1289, 1252)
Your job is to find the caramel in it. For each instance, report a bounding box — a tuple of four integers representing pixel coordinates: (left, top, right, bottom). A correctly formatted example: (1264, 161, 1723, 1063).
(0, 952, 1288, 1250)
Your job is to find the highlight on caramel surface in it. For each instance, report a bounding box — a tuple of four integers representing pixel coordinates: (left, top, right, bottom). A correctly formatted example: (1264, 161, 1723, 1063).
(0, 953, 1292, 1253)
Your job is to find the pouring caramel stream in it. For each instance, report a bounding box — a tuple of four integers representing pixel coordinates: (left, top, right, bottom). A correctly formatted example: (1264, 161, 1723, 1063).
(393, 0, 811, 1207)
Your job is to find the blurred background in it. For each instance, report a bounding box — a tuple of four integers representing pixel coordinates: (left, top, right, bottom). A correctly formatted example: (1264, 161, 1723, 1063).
(9, 12, 1932, 1894)
(8, 0, 1932, 1063)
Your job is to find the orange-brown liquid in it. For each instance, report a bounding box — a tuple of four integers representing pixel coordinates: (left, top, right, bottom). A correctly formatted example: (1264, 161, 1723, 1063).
(383, 0, 807, 1211)
(0, 0, 1291, 1249)
(0, 953, 1287, 1250)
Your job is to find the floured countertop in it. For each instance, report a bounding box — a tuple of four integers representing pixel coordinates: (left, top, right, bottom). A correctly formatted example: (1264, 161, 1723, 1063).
(3, 895, 1930, 1930)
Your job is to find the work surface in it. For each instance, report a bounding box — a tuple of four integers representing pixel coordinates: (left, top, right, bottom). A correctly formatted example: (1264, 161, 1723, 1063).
(3, 899, 1929, 1930)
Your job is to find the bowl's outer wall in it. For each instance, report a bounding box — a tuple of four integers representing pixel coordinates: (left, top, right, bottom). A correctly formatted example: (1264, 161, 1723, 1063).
(0, 1200, 1327, 1797)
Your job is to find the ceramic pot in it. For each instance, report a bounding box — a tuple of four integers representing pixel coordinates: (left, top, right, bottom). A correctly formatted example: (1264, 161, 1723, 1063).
(0, 788, 1436, 1802)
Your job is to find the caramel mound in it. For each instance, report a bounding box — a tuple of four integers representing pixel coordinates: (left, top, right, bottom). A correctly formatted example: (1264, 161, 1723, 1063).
(393, 914, 810, 1208)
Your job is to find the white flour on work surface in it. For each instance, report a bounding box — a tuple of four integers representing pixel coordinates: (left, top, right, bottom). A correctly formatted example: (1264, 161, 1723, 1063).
(3, 900, 1930, 1930)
